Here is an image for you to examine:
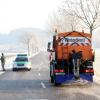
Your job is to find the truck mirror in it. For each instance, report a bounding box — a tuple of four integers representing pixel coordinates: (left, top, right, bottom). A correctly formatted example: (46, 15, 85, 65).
(92, 50, 95, 62)
(47, 42, 51, 52)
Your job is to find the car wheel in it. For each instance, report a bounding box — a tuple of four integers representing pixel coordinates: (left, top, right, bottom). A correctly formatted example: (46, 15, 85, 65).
(13, 68, 16, 71)
(28, 68, 31, 71)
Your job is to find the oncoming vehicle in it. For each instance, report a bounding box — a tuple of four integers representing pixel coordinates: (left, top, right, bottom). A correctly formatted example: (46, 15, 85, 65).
(13, 56, 31, 71)
(17, 54, 28, 57)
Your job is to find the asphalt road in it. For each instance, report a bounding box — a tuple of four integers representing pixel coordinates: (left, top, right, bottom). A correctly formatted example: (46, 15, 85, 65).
(0, 52, 100, 100)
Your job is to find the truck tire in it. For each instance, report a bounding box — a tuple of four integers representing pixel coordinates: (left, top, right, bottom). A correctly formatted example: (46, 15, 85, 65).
(50, 71, 51, 77)
(13, 68, 16, 71)
(54, 76, 61, 86)
(51, 76, 54, 83)
(54, 82, 61, 86)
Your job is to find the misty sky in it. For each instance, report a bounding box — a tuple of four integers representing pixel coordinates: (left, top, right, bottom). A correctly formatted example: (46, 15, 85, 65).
(0, 0, 60, 33)
(0, 0, 99, 48)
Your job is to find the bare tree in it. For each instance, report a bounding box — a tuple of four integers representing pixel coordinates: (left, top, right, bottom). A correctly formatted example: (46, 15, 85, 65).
(61, 0, 100, 34)
(31, 34, 39, 54)
(21, 32, 38, 56)
(47, 11, 80, 34)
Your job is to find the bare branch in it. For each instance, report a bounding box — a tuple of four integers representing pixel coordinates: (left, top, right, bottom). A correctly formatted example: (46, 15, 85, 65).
(20, 32, 38, 56)
(60, 0, 100, 34)
(47, 11, 81, 33)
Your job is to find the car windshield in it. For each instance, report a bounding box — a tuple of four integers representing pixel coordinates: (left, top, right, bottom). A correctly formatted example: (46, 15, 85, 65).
(17, 54, 27, 56)
(15, 58, 28, 62)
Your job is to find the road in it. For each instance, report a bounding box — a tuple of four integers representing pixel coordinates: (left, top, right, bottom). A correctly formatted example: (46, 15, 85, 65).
(0, 52, 99, 100)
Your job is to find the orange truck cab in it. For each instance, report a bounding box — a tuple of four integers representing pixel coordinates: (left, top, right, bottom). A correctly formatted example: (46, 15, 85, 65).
(47, 31, 95, 86)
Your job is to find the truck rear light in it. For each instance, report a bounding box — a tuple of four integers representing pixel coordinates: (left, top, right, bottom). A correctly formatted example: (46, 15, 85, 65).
(90, 69, 94, 73)
(85, 69, 94, 73)
(54, 69, 59, 73)
(54, 69, 64, 73)
(59, 69, 64, 73)
(85, 70, 90, 73)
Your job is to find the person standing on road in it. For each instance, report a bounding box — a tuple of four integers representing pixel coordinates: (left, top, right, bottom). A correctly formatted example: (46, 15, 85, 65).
(1, 53, 6, 71)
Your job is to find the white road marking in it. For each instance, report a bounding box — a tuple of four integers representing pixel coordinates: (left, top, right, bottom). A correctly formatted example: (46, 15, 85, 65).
(38, 62, 44, 71)
(27, 99, 48, 100)
(0, 72, 4, 75)
(41, 82, 46, 89)
(38, 73, 40, 76)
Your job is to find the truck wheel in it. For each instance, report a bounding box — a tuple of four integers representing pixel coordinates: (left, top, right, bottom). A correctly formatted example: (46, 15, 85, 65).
(54, 82, 61, 86)
(54, 82, 57, 86)
(54, 76, 61, 86)
(50, 71, 51, 77)
(51, 76, 54, 83)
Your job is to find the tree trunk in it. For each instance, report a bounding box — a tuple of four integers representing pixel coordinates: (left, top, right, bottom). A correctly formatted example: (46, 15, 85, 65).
(90, 26, 93, 34)
(28, 43, 30, 56)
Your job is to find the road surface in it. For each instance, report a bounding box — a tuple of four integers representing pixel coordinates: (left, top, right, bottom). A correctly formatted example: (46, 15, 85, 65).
(0, 52, 99, 100)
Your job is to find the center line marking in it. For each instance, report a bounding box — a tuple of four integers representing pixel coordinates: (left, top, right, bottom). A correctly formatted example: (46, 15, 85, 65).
(0, 72, 5, 75)
(41, 82, 46, 89)
(27, 99, 48, 100)
(38, 73, 40, 76)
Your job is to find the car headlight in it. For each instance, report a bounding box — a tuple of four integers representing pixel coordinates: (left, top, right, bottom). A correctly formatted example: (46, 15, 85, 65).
(25, 62, 31, 67)
(13, 63, 17, 67)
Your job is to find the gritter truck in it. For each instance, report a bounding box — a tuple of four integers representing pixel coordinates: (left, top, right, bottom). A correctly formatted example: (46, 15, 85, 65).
(47, 30, 95, 86)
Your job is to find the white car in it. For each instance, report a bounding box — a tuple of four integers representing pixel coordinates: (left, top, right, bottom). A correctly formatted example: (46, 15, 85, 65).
(13, 56, 31, 71)
(17, 54, 28, 57)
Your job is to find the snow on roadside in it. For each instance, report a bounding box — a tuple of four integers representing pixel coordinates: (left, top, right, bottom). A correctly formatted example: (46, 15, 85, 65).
(29, 51, 41, 58)
(0, 56, 16, 71)
(93, 49, 100, 84)
(0, 51, 40, 71)
(5, 56, 16, 70)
